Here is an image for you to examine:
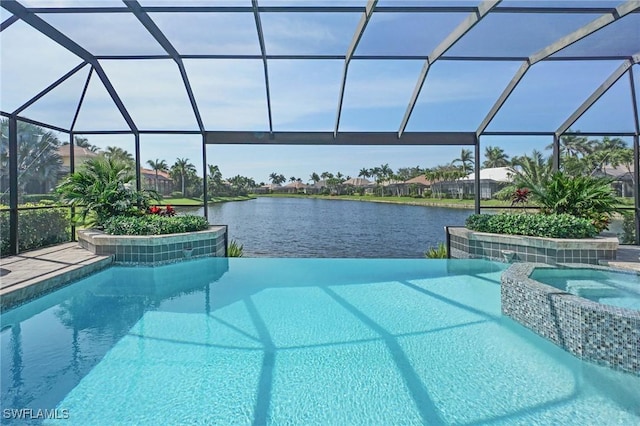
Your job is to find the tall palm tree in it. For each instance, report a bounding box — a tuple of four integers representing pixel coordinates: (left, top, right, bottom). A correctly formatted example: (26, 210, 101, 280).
(268, 172, 285, 186)
(553, 133, 593, 158)
(358, 168, 370, 179)
(453, 149, 474, 175)
(483, 146, 509, 168)
(146, 159, 168, 193)
(320, 171, 333, 180)
(103, 146, 135, 169)
(171, 157, 196, 197)
(309, 172, 320, 185)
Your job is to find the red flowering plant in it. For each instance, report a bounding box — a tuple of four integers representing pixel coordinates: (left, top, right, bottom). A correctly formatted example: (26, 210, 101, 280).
(511, 188, 530, 211)
(148, 205, 176, 217)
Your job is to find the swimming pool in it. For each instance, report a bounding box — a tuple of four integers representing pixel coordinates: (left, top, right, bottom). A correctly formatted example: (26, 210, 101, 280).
(530, 267, 640, 311)
(1, 258, 639, 425)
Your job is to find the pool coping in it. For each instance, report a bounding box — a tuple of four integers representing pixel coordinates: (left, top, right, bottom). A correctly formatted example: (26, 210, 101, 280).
(502, 262, 640, 376)
(0, 243, 113, 312)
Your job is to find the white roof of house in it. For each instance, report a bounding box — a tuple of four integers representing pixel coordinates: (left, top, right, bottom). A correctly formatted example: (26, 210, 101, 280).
(462, 167, 513, 182)
(343, 177, 372, 186)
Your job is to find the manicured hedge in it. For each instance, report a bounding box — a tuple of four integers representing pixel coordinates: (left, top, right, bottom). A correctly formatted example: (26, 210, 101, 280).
(1, 204, 70, 256)
(103, 214, 209, 236)
(465, 213, 598, 239)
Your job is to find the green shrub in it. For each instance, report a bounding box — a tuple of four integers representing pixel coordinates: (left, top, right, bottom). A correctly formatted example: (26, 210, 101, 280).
(425, 242, 447, 259)
(619, 211, 636, 244)
(1, 204, 70, 256)
(465, 213, 598, 239)
(526, 172, 618, 232)
(22, 194, 59, 203)
(103, 214, 209, 236)
(56, 156, 159, 227)
(170, 191, 183, 198)
(227, 240, 244, 257)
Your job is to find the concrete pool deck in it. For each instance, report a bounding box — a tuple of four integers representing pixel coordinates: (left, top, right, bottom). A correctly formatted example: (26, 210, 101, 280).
(1, 242, 639, 312)
(0, 243, 112, 311)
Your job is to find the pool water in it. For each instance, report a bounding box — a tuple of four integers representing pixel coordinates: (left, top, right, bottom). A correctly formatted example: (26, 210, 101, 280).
(530, 267, 640, 311)
(2, 258, 639, 425)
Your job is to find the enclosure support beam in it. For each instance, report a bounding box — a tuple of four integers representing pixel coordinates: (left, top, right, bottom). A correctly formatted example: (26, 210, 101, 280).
(1, 0, 137, 132)
(8, 116, 18, 255)
(556, 57, 638, 137)
(552, 134, 560, 172)
(477, 0, 638, 137)
(13, 62, 88, 116)
(474, 135, 481, 214)
(134, 132, 141, 194)
(634, 135, 640, 245)
(126, 0, 204, 132)
(252, 0, 274, 134)
(399, 0, 501, 137)
(69, 132, 76, 242)
(334, 0, 377, 137)
(206, 131, 476, 146)
(70, 67, 94, 132)
(202, 133, 209, 221)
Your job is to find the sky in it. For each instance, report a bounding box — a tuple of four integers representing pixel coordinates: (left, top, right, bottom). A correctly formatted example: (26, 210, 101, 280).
(1, 1, 638, 183)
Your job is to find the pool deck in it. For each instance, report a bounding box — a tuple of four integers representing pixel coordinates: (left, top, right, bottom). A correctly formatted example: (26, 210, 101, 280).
(0, 243, 113, 311)
(0, 242, 639, 311)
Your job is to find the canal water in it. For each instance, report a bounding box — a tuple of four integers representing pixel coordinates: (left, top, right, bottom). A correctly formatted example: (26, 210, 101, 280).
(186, 197, 473, 258)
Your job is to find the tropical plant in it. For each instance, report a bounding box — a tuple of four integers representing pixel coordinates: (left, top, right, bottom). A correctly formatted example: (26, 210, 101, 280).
(526, 172, 619, 232)
(269, 172, 286, 186)
(425, 242, 447, 259)
(102, 214, 209, 236)
(146, 158, 168, 193)
(56, 156, 159, 227)
(171, 157, 197, 197)
(0, 120, 63, 197)
(309, 172, 320, 185)
(483, 146, 509, 168)
(227, 239, 244, 257)
(102, 146, 135, 169)
(466, 213, 597, 239)
(453, 148, 474, 175)
(62, 136, 100, 153)
(511, 188, 530, 209)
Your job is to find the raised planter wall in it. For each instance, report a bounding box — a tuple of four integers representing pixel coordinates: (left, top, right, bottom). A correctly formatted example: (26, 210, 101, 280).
(78, 226, 227, 265)
(502, 263, 639, 376)
(448, 227, 618, 264)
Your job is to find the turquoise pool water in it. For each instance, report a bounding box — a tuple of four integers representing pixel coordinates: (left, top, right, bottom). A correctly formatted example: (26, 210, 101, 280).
(1, 258, 639, 425)
(530, 267, 640, 311)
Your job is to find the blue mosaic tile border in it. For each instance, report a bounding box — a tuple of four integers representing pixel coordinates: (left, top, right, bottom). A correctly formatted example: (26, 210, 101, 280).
(78, 226, 227, 265)
(501, 263, 640, 376)
(449, 227, 618, 264)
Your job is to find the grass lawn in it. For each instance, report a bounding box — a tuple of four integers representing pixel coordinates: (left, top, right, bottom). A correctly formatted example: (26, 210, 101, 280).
(259, 193, 511, 208)
(159, 195, 256, 206)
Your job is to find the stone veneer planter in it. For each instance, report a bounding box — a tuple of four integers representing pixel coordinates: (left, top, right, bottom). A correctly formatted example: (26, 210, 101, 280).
(448, 227, 618, 265)
(501, 263, 639, 376)
(77, 226, 227, 264)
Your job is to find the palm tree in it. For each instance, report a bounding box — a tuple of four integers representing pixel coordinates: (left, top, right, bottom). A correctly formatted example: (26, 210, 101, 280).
(289, 176, 297, 183)
(102, 146, 135, 169)
(320, 171, 333, 180)
(146, 159, 168, 193)
(62, 136, 99, 153)
(268, 172, 285, 186)
(483, 146, 509, 168)
(0, 121, 63, 196)
(547, 133, 593, 158)
(171, 158, 196, 197)
(453, 149, 474, 175)
(56, 156, 157, 226)
(358, 168, 370, 179)
(309, 172, 320, 185)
